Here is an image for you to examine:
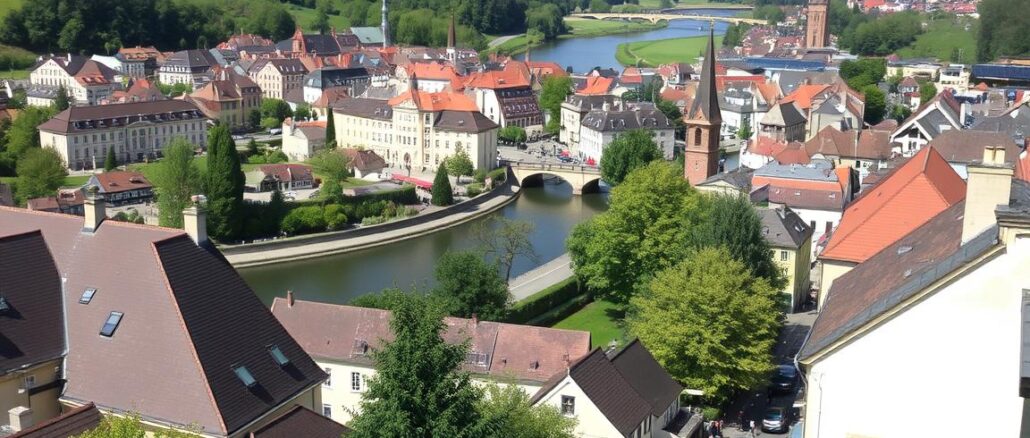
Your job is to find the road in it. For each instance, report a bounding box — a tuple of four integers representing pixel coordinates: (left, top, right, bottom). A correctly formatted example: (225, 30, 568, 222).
(488, 34, 523, 48)
(508, 253, 574, 300)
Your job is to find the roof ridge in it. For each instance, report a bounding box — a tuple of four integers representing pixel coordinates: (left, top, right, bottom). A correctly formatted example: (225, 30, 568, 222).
(151, 236, 228, 435)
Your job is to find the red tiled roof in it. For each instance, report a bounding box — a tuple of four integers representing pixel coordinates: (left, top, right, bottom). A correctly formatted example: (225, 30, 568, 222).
(578, 76, 615, 95)
(715, 75, 765, 90)
(250, 405, 351, 438)
(820, 146, 966, 263)
(10, 402, 102, 438)
(750, 136, 790, 157)
(774, 143, 811, 165)
(464, 66, 530, 89)
(91, 171, 152, 194)
(270, 299, 592, 384)
(259, 164, 314, 183)
(406, 62, 464, 91)
(780, 84, 830, 111)
(388, 90, 479, 112)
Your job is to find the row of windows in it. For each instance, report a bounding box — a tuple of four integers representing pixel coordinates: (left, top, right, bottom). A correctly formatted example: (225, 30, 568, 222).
(322, 368, 367, 392)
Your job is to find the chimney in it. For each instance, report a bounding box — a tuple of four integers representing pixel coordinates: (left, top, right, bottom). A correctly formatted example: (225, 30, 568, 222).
(287, 290, 294, 307)
(962, 145, 1013, 243)
(183, 195, 208, 245)
(83, 185, 105, 233)
(8, 406, 33, 432)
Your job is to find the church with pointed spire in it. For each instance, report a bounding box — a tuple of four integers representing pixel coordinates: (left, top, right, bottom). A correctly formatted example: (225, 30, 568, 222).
(684, 28, 723, 185)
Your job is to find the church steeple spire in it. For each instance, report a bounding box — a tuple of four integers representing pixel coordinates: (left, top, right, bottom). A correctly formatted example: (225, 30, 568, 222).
(381, 0, 390, 48)
(446, 14, 457, 63)
(683, 28, 724, 185)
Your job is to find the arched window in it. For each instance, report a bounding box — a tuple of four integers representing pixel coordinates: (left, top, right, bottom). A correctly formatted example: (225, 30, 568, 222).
(693, 128, 702, 146)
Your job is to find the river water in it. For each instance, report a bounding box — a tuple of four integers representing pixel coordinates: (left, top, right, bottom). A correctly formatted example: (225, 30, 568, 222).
(241, 181, 609, 306)
(240, 9, 745, 305)
(530, 8, 741, 72)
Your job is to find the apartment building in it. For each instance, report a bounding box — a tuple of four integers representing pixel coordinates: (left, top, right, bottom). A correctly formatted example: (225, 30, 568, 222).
(250, 59, 308, 100)
(28, 55, 118, 106)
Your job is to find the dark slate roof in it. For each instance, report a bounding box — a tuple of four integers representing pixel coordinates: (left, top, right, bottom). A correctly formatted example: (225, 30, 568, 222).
(0, 231, 65, 375)
(567, 349, 653, 436)
(250, 405, 351, 438)
(581, 105, 673, 133)
(0, 208, 326, 437)
(304, 67, 370, 89)
(164, 50, 217, 69)
(434, 110, 499, 133)
(9, 402, 101, 438)
(610, 340, 683, 417)
(698, 166, 754, 191)
(687, 30, 722, 124)
(564, 95, 619, 112)
(251, 59, 308, 76)
(334, 98, 392, 120)
(758, 207, 813, 249)
(155, 236, 327, 434)
(37, 100, 206, 135)
(800, 201, 1000, 360)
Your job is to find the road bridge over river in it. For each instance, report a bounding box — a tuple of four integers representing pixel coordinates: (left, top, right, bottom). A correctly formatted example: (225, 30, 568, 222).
(569, 12, 765, 25)
(505, 160, 603, 195)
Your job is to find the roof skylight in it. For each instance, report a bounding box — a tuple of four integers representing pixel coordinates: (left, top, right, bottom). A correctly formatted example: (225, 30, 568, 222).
(80, 288, 97, 304)
(234, 365, 257, 387)
(99, 311, 123, 337)
(269, 345, 290, 366)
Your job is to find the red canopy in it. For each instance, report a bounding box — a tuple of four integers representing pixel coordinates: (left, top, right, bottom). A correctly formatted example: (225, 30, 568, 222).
(392, 174, 433, 189)
(560, 150, 570, 157)
(585, 157, 597, 166)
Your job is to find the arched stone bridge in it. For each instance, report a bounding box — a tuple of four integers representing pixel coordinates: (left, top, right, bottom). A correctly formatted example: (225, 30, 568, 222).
(569, 12, 765, 25)
(505, 161, 603, 195)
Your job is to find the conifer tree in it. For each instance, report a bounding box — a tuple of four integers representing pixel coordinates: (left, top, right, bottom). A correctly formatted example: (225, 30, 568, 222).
(205, 124, 244, 240)
(431, 162, 453, 206)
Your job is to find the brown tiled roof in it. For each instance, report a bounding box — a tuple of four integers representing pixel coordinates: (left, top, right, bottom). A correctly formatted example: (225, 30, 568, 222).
(927, 130, 1023, 164)
(37, 101, 206, 135)
(26, 197, 60, 212)
(90, 171, 152, 194)
(342, 149, 386, 173)
(805, 126, 892, 161)
(270, 299, 591, 385)
(610, 340, 684, 417)
(0, 207, 326, 436)
(10, 402, 102, 438)
(435, 110, 500, 134)
(801, 202, 1000, 360)
(0, 231, 66, 374)
(258, 164, 314, 183)
(334, 98, 392, 120)
(548, 348, 654, 436)
(252, 59, 308, 76)
(766, 184, 846, 211)
(249, 405, 350, 438)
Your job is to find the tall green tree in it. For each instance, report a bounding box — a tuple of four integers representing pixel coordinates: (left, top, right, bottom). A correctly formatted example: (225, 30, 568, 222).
(736, 123, 753, 141)
(919, 81, 938, 104)
(348, 294, 487, 438)
(53, 85, 71, 111)
(103, 146, 117, 171)
(2, 106, 55, 158)
(539, 75, 573, 135)
(431, 163, 453, 206)
(309, 149, 350, 184)
(325, 108, 337, 149)
(446, 147, 474, 178)
(689, 194, 784, 287)
(260, 98, 293, 123)
(977, 0, 1030, 61)
(152, 138, 200, 228)
(15, 147, 67, 204)
(205, 124, 244, 240)
(474, 217, 537, 282)
(477, 383, 577, 438)
(627, 247, 781, 403)
(656, 98, 685, 139)
(862, 85, 886, 125)
(599, 129, 662, 186)
(568, 161, 708, 304)
(431, 251, 510, 320)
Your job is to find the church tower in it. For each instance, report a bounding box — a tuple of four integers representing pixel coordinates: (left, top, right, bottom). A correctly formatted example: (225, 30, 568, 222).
(446, 15, 457, 64)
(806, 0, 829, 48)
(381, 0, 390, 48)
(684, 28, 722, 185)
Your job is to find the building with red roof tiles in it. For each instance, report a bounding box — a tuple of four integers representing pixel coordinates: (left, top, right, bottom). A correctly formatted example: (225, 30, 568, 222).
(29, 55, 118, 106)
(247, 163, 316, 192)
(111, 78, 166, 104)
(186, 70, 261, 130)
(576, 76, 616, 96)
(752, 159, 854, 255)
(774, 142, 811, 165)
(397, 62, 465, 92)
(86, 171, 153, 206)
(805, 126, 893, 178)
(816, 146, 966, 304)
(116, 46, 164, 78)
(464, 64, 543, 134)
(271, 298, 592, 424)
(527, 61, 567, 79)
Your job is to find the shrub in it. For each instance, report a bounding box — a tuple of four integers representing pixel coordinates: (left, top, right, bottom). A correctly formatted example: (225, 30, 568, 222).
(487, 167, 507, 183)
(467, 183, 483, 197)
(404, 207, 419, 217)
(323, 204, 349, 230)
(361, 215, 387, 226)
(702, 407, 722, 421)
(506, 278, 585, 324)
(281, 206, 327, 235)
(474, 168, 487, 184)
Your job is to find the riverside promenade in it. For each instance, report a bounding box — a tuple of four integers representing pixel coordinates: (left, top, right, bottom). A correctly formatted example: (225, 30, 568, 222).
(222, 179, 519, 268)
(509, 253, 574, 301)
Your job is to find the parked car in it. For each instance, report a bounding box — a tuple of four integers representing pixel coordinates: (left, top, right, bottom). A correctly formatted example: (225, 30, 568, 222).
(268, 128, 282, 135)
(770, 364, 798, 394)
(761, 406, 791, 434)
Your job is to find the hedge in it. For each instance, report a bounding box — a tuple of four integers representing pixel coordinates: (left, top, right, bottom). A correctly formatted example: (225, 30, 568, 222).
(340, 185, 418, 206)
(524, 293, 591, 327)
(506, 277, 585, 324)
(487, 167, 507, 183)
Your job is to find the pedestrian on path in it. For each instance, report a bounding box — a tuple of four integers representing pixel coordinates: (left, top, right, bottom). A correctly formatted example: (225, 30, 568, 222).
(749, 419, 758, 437)
(737, 411, 745, 431)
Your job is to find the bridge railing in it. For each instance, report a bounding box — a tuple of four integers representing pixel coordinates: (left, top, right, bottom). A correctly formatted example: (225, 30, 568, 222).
(500, 159, 601, 174)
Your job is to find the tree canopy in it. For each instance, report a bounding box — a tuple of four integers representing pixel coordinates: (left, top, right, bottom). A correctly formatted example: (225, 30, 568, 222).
(599, 129, 663, 186)
(839, 58, 886, 90)
(347, 294, 487, 437)
(15, 147, 67, 204)
(473, 217, 537, 282)
(104, 146, 117, 172)
(838, 11, 923, 56)
(309, 150, 351, 184)
(627, 247, 782, 403)
(688, 194, 785, 289)
(862, 85, 886, 125)
(431, 251, 511, 320)
(205, 124, 244, 240)
(431, 163, 454, 206)
(477, 382, 577, 438)
(151, 138, 200, 228)
(447, 148, 475, 178)
(539, 75, 573, 135)
(977, 0, 1030, 61)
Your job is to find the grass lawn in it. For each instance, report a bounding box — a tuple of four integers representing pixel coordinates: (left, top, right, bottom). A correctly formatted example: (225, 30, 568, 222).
(62, 175, 91, 187)
(340, 178, 372, 188)
(553, 299, 627, 349)
(616, 34, 722, 67)
(0, 0, 23, 20)
(0, 69, 30, 80)
(286, 4, 350, 31)
(896, 16, 978, 65)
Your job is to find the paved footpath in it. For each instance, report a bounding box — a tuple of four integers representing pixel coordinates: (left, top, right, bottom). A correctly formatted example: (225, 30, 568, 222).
(223, 187, 517, 268)
(508, 253, 573, 301)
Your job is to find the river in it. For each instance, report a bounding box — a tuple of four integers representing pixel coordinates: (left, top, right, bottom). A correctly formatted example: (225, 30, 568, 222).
(530, 9, 743, 72)
(241, 181, 609, 306)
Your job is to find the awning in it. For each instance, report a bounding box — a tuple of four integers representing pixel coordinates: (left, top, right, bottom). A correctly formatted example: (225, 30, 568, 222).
(392, 174, 433, 190)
